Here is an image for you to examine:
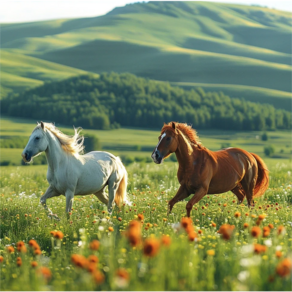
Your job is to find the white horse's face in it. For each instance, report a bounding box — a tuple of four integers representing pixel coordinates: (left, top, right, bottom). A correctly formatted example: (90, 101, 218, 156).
(22, 127, 48, 163)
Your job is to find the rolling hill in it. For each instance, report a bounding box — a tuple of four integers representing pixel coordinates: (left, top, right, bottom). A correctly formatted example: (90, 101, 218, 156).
(1, 1, 291, 107)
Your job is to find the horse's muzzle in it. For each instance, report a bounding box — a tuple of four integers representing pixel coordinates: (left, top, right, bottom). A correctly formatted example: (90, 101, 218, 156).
(22, 151, 32, 163)
(151, 150, 163, 164)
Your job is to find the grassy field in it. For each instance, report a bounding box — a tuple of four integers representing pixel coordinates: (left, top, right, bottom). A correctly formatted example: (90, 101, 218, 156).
(0, 159, 291, 290)
(1, 116, 291, 166)
(1, 1, 291, 107)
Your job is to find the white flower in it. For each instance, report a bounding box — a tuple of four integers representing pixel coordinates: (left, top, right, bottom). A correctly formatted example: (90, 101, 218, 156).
(264, 239, 272, 247)
(98, 226, 105, 231)
(240, 257, 261, 267)
(237, 271, 250, 282)
(276, 245, 282, 251)
(78, 241, 82, 247)
(241, 244, 253, 254)
(101, 218, 107, 223)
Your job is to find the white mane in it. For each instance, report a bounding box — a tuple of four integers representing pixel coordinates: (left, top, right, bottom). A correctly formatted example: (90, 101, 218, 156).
(34, 123, 84, 156)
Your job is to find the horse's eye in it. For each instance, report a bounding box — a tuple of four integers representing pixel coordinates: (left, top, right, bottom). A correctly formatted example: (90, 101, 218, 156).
(166, 137, 171, 141)
(35, 137, 40, 140)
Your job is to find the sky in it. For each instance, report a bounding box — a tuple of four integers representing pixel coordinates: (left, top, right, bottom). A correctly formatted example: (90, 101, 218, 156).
(0, 0, 291, 23)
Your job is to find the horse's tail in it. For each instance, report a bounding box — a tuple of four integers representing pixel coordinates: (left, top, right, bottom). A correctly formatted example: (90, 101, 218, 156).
(251, 153, 269, 198)
(114, 158, 128, 208)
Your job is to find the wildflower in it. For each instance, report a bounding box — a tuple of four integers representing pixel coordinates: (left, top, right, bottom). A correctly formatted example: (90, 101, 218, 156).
(0, 256, 3, 263)
(275, 251, 283, 258)
(34, 249, 42, 255)
(211, 222, 216, 227)
(198, 230, 203, 234)
(143, 238, 160, 257)
(126, 220, 142, 247)
(181, 217, 192, 230)
(254, 244, 267, 254)
(17, 241, 27, 253)
(31, 261, 38, 268)
(268, 223, 274, 229)
(188, 230, 198, 242)
(16, 257, 22, 267)
(243, 223, 249, 228)
(137, 214, 144, 221)
(38, 267, 52, 281)
(118, 217, 122, 221)
(207, 250, 215, 256)
(87, 262, 97, 273)
(276, 259, 292, 278)
(29, 240, 40, 250)
(161, 235, 171, 246)
(88, 255, 99, 264)
(263, 226, 270, 237)
(251, 226, 261, 238)
(218, 224, 235, 240)
(89, 240, 100, 251)
(50, 231, 56, 237)
(277, 225, 285, 235)
(71, 254, 89, 268)
(54, 231, 64, 240)
(245, 213, 249, 216)
(234, 212, 241, 218)
(115, 268, 130, 288)
(7, 246, 14, 253)
(93, 270, 105, 285)
(108, 227, 114, 232)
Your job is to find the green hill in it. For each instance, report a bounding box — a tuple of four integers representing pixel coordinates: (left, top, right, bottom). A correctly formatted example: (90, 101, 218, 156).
(1, 1, 291, 105)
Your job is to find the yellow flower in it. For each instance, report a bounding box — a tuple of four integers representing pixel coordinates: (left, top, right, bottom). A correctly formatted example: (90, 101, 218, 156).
(207, 250, 215, 256)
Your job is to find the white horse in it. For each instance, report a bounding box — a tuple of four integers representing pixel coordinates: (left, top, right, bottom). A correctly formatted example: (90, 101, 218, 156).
(22, 122, 128, 219)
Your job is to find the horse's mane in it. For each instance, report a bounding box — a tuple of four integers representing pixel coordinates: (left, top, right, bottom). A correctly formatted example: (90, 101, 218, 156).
(34, 123, 84, 156)
(161, 122, 204, 149)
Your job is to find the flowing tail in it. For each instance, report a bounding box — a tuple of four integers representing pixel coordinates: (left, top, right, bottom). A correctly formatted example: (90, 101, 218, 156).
(251, 153, 269, 197)
(114, 158, 128, 208)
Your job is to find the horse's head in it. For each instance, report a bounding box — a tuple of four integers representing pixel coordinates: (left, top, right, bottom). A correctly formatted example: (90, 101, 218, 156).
(151, 122, 178, 164)
(22, 122, 48, 163)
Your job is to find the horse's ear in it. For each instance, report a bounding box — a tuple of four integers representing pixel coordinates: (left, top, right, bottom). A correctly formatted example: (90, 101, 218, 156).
(171, 122, 176, 130)
(40, 121, 45, 130)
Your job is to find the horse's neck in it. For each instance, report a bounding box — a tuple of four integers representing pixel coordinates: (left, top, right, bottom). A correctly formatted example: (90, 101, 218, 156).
(45, 131, 67, 172)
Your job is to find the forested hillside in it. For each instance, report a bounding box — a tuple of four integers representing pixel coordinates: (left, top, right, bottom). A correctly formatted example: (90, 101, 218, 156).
(2, 73, 290, 131)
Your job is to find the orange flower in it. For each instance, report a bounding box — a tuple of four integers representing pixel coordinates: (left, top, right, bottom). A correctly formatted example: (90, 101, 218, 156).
(71, 254, 89, 269)
(161, 235, 171, 246)
(211, 222, 216, 227)
(29, 240, 40, 250)
(218, 224, 235, 240)
(126, 220, 142, 247)
(277, 225, 285, 235)
(0, 256, 3, 263)
(243, 223, 249, 228)
(88, 255, 99, 264)
(188, 230, 198, 242)
(31, 261, 38, 268)
(258, 214, 266, 220)
(7, 246, 14, 253)
(245, 213, 249, 216)
(198, 230, 203, 234)
(89, 240, 100, 251)
(116, 268, 130, 281)
(38, 267, 52, 281)
(118, 217, 122, 221)
(16, 257, 22, 266)
(54, 231, 64, 240)
(254, 244, 267, 254)
(34, 249, 42, 255)
(50, 231, 56, 237)
(263, 226, 270, 237)
(251, 226, 261, 238)
(181, 217, 192, 230)
(268, 223, 274, 229)
(143, 238, 160, 257)
(108, 227, 114, 232)
(234, 212, 241, 218)
(87, 262, 97, 274)
(93, 270, 105, 285)
(137, 214, 144, 221)
(275, 251, 282, 258)
(17, 241, 27, 253)
(276, 259, 292, 278)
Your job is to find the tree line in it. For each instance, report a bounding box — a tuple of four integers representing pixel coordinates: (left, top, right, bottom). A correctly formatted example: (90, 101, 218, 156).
(2, 72, 291, 131)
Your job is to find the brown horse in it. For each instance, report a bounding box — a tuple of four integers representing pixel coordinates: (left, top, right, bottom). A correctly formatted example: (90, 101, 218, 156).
(151, 122, 269, 217)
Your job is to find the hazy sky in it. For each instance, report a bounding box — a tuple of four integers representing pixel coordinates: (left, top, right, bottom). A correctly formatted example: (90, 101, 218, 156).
(1, 0, 291, 23)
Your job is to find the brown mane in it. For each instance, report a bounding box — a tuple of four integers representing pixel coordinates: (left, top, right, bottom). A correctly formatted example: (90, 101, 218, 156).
(161, 122, 204, 149)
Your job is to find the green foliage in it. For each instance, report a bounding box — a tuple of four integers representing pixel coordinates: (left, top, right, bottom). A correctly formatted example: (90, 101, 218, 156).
(264, 145, 275, 157)
(2, 73, 291, 131)
(83, 134, 101, 153)
(0, 137, 28, 148)
(261, 132, 269, 141)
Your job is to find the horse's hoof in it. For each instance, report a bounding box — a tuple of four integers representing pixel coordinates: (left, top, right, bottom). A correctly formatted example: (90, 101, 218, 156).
(48, 214, 60, 221)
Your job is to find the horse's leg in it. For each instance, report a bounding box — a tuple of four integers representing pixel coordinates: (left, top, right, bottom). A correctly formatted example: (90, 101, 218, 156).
(231, 185, 246, 204)
(107, 174, 119, 214)
(168, 185, 190, 214)
(186, 186, 208, 217)
(40, 185, 60, 220)
(240, 164, 257, 207)
(94, 186, 109, 205)
(65, 189, 75, 216)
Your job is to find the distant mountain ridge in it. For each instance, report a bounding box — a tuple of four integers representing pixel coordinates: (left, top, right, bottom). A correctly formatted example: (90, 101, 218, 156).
(1, 1, 291, 106)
